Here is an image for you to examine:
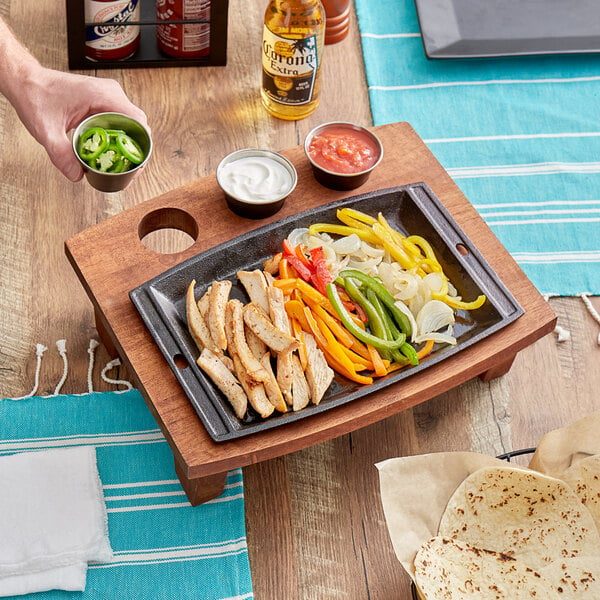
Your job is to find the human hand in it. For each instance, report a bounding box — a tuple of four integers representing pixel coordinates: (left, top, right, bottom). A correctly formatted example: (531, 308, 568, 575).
(12, 65, 149, 182)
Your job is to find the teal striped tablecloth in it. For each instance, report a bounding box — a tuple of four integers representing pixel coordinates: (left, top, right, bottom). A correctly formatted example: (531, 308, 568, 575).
(354, 0, 600, 296)
(0, 390, 253, 600)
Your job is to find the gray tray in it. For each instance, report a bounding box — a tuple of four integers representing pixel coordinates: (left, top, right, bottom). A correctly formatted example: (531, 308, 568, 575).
(414, 0, 600, 59)
(130, 183, 523, 442)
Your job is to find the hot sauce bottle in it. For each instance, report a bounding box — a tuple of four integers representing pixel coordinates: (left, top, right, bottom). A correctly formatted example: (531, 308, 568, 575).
(261, 0, 325, 121)
(157, 0, 211, 59)
(85, 0, 141, 61)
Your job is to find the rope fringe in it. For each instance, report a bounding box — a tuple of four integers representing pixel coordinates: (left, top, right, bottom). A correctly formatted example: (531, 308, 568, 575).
(87, 339, 100, 393)
(579, 294, 600, 345)
(53, 339, 69, 396)
(101, 358, 133, 391)
(5, 339, 133, 399)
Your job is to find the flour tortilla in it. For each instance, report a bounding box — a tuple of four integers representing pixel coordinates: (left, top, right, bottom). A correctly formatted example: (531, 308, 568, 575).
(414, 536, 561, 599)
(562, 455, 600, 532)
(540, 557, 600, 599)
(437, 466, 600, 571)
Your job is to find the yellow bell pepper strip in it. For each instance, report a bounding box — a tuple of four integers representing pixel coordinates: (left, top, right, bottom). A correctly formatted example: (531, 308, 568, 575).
(440, 293, 487, 310)
(326, 283, 406, 352)
(337, 207, 377, 225)
(336, 209, 377, 234)
(310, 303, 356, 348)
(308, 223, 380, 245)
(338, 346, 373, 370)
(338, 269, 413, 338)
(314, 314, 365, 373)
(302, 307, 373, 384)
(371, 223, 417, 271)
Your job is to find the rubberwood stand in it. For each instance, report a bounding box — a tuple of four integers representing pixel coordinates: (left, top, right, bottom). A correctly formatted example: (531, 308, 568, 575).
(65, 122, 556, 505)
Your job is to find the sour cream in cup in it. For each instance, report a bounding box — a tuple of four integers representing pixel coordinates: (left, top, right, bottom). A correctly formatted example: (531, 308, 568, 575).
(217, 149, 297, 219)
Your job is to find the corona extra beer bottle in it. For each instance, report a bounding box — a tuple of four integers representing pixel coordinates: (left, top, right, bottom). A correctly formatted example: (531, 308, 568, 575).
(261, 0, 325, 120)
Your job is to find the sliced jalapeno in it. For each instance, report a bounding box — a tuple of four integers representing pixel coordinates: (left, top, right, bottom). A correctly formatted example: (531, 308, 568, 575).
(116, 133, 144, 164)
(77, 127, 109, 161)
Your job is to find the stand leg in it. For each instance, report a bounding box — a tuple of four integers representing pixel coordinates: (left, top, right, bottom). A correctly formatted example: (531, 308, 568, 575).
(478, 354, 516, 382)
(94, 307, 119, 358)
(174, 456, 227, 506)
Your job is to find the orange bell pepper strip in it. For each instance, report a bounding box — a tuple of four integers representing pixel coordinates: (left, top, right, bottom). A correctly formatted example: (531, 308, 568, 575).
(367, 344, 388, 377)
(284, 300, 311, 331)
(279, 257, 292, 279)
(416, 338, 435, 360)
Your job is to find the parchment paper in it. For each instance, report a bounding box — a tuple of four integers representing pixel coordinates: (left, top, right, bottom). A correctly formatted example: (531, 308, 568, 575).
(377, 411, 600, 580)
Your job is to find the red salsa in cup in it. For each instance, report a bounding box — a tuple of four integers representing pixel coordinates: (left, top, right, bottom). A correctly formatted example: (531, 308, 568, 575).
(308, 125, 380, 174)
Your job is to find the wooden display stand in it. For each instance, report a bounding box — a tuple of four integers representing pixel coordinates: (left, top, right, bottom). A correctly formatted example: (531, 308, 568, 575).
(65, 122, 556, 505)
(66, 0, 229, 69)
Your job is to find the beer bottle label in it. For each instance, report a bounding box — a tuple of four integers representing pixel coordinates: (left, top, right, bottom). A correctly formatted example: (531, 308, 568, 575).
(261, 26, 319, 106)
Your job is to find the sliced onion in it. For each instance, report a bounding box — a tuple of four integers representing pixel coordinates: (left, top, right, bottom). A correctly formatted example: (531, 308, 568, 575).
(332, 234, 361, 255)
(360, 241, 386, 258)
(413, 332, 457, 346)
(423, 272, 444, 294)
(348, 257, 382, 276)
(287, 228, 309, 249)
(416, 299, 455, 335)
(394, 300, 418, 342)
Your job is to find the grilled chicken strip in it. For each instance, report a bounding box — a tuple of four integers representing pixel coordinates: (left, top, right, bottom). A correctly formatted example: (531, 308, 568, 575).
(259, 352, 287, 413)
(237, 269, 270, 314)
(232, 354, 274, 419)
(243, 303, 298, 354)
(229, 299, 270, 384)
(186, 279, 218, 353)
(291, 354, 310, 411)
(208, 280, 232, 352)
(197, 348, 247, 419)
(303, 332, 334, 405)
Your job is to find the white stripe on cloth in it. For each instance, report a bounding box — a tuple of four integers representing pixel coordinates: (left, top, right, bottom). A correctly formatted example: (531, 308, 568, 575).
(511, 251, 600, 264)
(106, 492, 245, 513)
(0, 430, 166, 453)
(425, 132, 600, 144)
(361, 32, 421, 38)
(448, 162, 600, 178)
(89, 538, 249, 568)
(369, 76, 600, 91)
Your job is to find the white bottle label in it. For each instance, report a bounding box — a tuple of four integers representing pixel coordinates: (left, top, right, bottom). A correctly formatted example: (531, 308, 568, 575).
(261, 26, 319, 106)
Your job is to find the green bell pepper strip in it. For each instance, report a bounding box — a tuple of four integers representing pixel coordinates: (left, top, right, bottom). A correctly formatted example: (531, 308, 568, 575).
(400, 341, 419, 366)
(365, 287, 408, 365)
(343, 278, 391, 361)
(77, 127, 109, 161)
(338, 269, 413, 337)
(326, 283, 406, 352)
(116, 133, 144, 164)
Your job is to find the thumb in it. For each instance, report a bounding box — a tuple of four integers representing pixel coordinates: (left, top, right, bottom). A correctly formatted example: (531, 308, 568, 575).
(48, 135, 85, 182)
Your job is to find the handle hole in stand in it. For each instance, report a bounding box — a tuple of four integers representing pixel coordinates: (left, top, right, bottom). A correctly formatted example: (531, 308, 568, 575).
(139, 207, 199, 254)
(173, 353, 189, 370)
(456, 242, 469, 256)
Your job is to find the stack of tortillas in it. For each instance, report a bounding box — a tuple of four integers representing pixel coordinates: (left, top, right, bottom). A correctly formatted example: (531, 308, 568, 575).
(413, 464, 600, 599)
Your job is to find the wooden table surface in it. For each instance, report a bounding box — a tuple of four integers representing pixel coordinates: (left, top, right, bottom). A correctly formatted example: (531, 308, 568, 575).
(2, 1, 600, 598)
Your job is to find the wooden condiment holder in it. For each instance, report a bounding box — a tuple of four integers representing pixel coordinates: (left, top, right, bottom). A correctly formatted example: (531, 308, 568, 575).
(65, 122, 556, 504)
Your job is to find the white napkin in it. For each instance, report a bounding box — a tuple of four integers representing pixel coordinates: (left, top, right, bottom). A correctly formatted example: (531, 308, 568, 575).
(0, 445, 113, 596)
